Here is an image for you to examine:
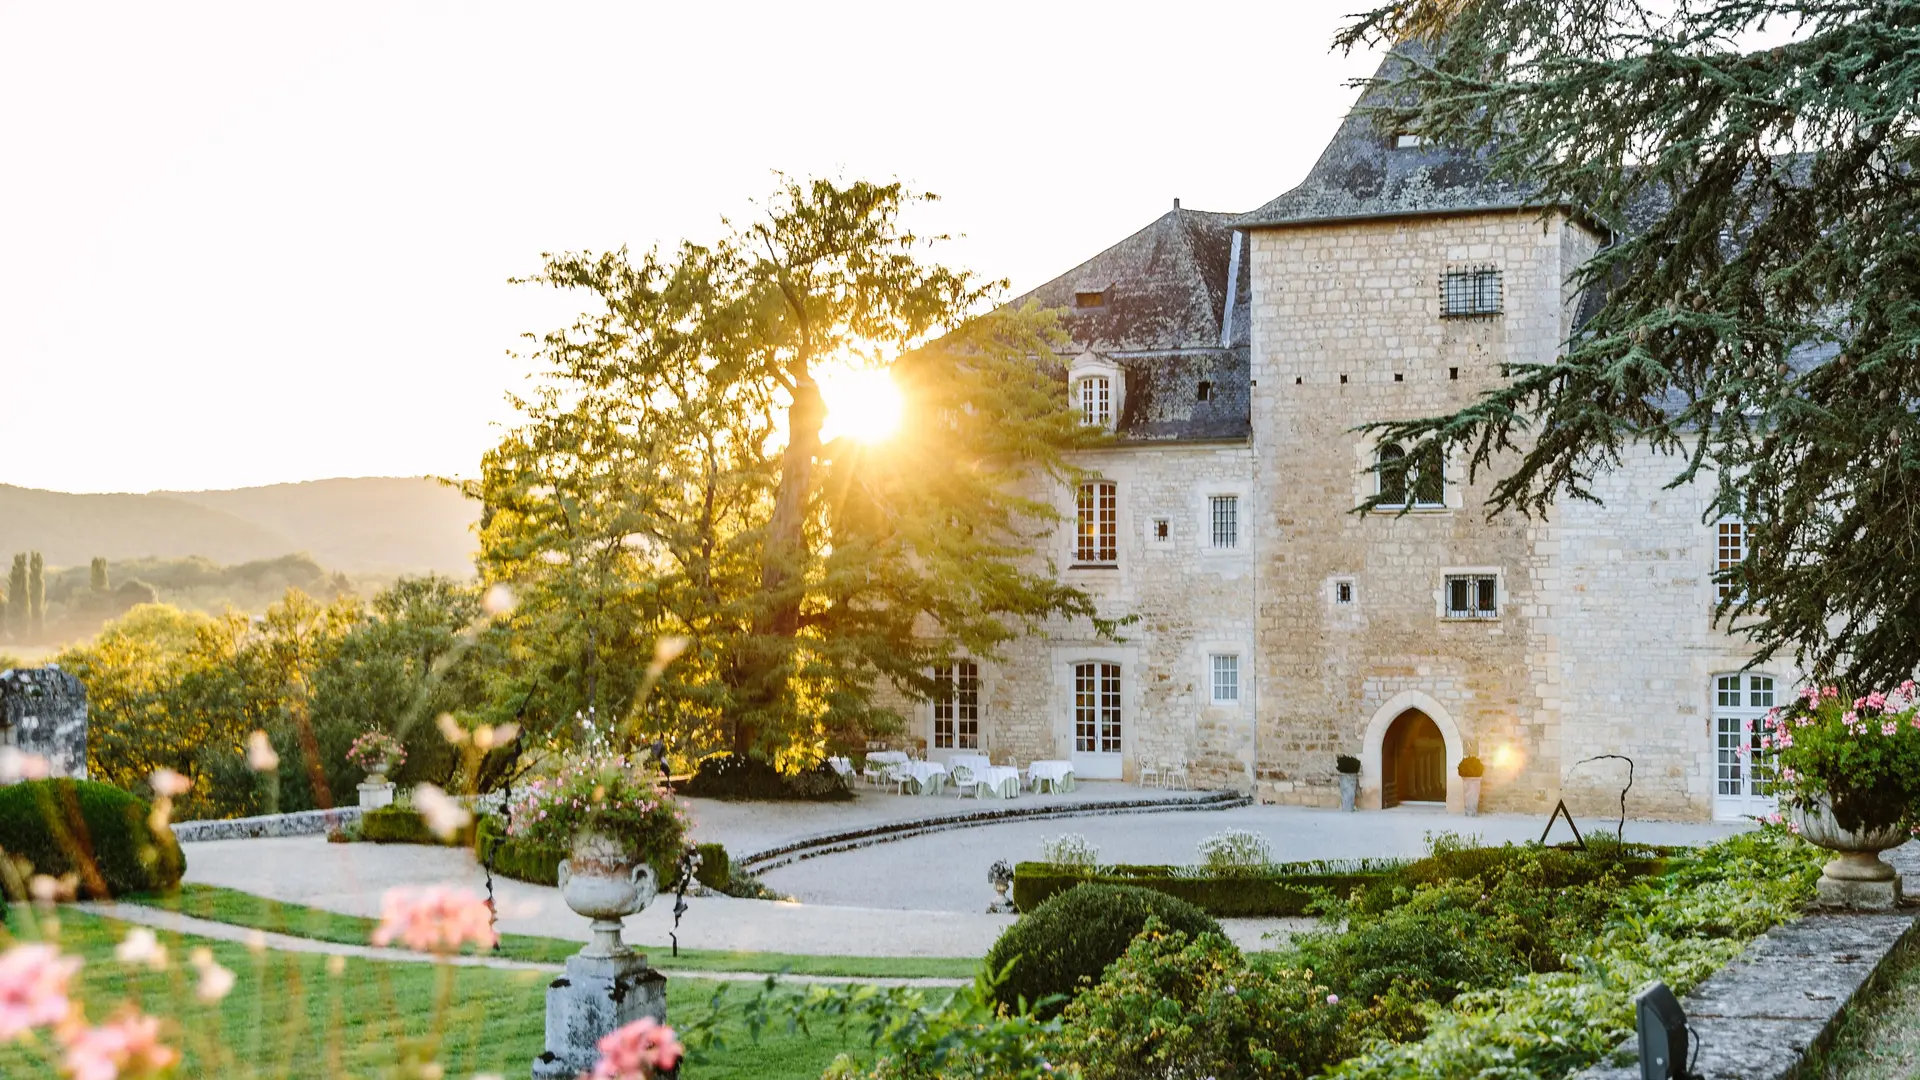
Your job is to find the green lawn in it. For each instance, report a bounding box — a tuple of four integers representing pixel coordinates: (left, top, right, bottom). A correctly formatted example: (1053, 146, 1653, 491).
(1808, 935, 1920, 1079)
(124, 883, 980, 980)
(0, 907, 864, 1080)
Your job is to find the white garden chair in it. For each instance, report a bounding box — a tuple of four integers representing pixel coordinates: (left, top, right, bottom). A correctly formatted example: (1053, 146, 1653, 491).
(1163, 757, 1191, 790)
(949, 764, 976, 797)
(1137, 761, 1162, 788)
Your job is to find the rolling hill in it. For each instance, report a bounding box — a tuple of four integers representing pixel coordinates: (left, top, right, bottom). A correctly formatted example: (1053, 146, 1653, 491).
(0, 477, 479, 577)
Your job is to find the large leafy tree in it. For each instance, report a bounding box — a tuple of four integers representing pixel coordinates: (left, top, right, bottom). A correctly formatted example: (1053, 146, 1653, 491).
(1344, 0, 1920, 685)
(474, 178, 1113, 759)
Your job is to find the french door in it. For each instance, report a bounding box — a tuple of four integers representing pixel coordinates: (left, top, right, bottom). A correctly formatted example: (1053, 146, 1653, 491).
(1072, 661, 1123, 779)
(1713, 673, 1778, 821)
(931, 661, 980, 753)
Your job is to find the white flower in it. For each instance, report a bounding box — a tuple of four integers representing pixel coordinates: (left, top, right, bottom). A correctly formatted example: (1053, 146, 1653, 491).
(413, 783, 471, 841)
(244, 930, 268, 954)
(246, 731, 279, 772)
(115, 928, 168, 970)
(195, 961, 235, 1002)
(481, 582, 517, 616)
(148, 768, 191, 798)
(0, 746, 51, 784)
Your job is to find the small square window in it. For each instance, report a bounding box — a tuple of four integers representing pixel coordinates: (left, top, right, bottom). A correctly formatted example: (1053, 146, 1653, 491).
(1443, 574, 1499, 619)
(1210, 654, 1239, 704)
(1153, 518, 1170, 542)
(1335, 580, 1354, 605)
(1440, 266, 1503, 317)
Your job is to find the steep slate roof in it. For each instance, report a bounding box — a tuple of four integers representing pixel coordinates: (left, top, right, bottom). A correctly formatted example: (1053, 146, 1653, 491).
(1236, 41, 1541, 229)
(1004, 204, 1254, 443)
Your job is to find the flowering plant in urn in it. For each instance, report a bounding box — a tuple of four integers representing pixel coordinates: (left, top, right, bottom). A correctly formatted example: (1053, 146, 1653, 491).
(506, 751, 688, 957)
(1764, 683, 1920, 832)
(346, 730, 406, 779)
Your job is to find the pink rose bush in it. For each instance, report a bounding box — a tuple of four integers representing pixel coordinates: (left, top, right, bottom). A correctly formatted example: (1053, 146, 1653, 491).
(587, 1016, 683, 1079)
(370, 884, 498, 954)
(505, 752, 687, 871)
(1764, 683, 1920, 832)
(346, 730, 406, 775)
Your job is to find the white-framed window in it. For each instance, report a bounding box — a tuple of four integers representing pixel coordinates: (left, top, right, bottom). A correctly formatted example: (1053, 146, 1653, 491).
(1209, 495, 1238, 549)
(1377, 443, 1444, 508)
(931, 661, 980, 750)
(1078, 376, 1112, 427)
(1443, 573, 1499, 619)
(1073, 661, 1122, 754)
(1209, 654, 1239, 704)
(1713, 672, 1777, 820)
(1075, 481, 1118, 565)
(1152, 518, 1170, 542)
(1439, 266, 1503, 317)
(1717, 520, 1748, 601)
(1333, 578, 1355, 605)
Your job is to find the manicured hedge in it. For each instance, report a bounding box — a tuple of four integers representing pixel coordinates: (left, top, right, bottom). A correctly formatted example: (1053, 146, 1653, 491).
(694, 842, 731, 891)
(1013, 860, 1404, 916)
(0, 779, 186, 897)
(1014, 845, 1677, 917)
(986, 883, 1223, 1017)
(475, 814, 565, 886)
(359, 806, 475, 846)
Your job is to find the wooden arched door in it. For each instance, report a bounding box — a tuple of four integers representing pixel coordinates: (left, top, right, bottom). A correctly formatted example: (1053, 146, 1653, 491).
(1382, 709, 1447, 807)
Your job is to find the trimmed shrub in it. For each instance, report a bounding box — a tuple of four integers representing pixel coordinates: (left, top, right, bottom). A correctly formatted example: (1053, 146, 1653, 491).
(1052, 921, 1356, 1080)
(984, 883, 1222, 1017)
(476, 813, 564, 886)
(1457, 755, 1485, 778)
(1012, 860, 1403, 917)
(678, 752, 852, 802)
(1336, 754, 1361, 774)
(694, 842, 731, 891)
(359, 806, 475, 846)
(0, 779, 185, 896)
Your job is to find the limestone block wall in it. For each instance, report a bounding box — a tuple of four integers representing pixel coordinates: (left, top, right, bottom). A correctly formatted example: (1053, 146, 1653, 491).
(1244, 210, 1590, 813)
(1554, 444, 1797, 820)
(0, 666, 89, 779)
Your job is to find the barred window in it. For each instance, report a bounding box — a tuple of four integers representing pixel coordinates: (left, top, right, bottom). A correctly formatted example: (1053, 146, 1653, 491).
(932, 661, 980, 750)
(1377, 443, 1444, 508)
(1444, 574, 1499, 619)
(1078, 376, 1111, 427)
(1210, 654, 1239, 704)
(1076, 481, 1118, 564)
(1439, 266, 1503, 317)
(1717, 521, 1747, 601)
(1210, 495, 1238, 549)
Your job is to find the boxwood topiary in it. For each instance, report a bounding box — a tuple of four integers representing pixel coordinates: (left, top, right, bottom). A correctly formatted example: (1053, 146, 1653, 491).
(984, 883, 1224, 1018)
(694, 842, 731, 891)
(0, 779, 185, 897)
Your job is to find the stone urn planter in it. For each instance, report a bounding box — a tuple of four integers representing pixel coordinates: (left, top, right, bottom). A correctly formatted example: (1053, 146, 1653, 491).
(356, 772, 395, 809)
(1789, 796, 1910, 911)
(1458, 756, 1485, 817)
(1338, 772, 1358, 812)
(558, 830, 660, 958)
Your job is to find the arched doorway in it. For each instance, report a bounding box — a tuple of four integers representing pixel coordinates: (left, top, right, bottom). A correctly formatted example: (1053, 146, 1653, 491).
(1382, 709, 1447, 807)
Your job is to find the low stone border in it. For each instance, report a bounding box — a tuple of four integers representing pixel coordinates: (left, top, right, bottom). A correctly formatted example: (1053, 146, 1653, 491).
(1578, 843, 1920, 1080)
(738, 789, 1248, 872)
(170, 806, 364, 843)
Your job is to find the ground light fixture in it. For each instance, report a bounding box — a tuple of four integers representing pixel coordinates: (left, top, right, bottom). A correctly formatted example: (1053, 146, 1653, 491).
(1635, 980, 1701, 1080)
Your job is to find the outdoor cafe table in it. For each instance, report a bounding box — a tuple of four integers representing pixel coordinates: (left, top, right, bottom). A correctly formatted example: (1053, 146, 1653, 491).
(974, 765, 1022, 798)
(946, 753, 992, 777)
(1027, 759, 1075, 792)
(867, 750, 911, 766)
(895, 760, 949, 794)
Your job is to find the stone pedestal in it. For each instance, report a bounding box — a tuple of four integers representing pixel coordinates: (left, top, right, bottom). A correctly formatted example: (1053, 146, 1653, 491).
(530, 952, 667, 1079)
(1815, 874, 1902, 911)
(357, 781, 395, 809)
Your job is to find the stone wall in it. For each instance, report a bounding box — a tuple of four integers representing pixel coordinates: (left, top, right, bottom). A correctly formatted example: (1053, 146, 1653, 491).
(0, 666, 89, 779)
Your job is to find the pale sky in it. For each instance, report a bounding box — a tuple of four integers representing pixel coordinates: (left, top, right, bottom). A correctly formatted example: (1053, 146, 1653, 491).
(1, 2, 1386, 494)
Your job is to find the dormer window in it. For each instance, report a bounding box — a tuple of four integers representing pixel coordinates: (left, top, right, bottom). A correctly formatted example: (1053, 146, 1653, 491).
(1196, 380, 1214, 402)
(1074, 289, 1108, 309)
(1078, 376, 1112, 427)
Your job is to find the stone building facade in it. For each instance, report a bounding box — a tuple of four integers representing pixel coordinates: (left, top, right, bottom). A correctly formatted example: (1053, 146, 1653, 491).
(894, 47, 1785, 823)
(0, 666, 90, 780)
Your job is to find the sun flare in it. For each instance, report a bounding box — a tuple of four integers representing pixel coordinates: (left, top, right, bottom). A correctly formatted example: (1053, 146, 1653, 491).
(817, 365, 905, 444)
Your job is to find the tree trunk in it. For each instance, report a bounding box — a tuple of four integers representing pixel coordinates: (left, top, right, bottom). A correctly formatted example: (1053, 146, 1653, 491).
(737, 373, 825, 753)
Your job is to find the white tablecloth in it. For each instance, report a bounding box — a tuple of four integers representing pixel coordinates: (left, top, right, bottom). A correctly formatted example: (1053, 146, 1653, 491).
(868, 750, 911, 766)
(975, 765, 1022, 797)
(946, 753, 992, 777)
(895, 760, 948, 793)
(1028, 760, 1075, 788)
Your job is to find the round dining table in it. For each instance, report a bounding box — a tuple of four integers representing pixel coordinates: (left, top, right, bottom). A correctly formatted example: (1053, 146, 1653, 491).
(894, 759, 949, 795)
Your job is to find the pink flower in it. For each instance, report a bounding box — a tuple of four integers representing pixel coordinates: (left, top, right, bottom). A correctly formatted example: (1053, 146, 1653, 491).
(590, 1016, 684, 1079)
(371, 885, 497, 954)
(1843, 711, 1859, 726)
(62, 1011, 177, 1080)
(0, 943, 81, 1039)
(1326, 994, 1340, 1005)
(1884, 721, 1899, 737)
(1902, 680, 1916, 699)
(1868, 692, 1888, 711)
(1823, 686, 1840, 699)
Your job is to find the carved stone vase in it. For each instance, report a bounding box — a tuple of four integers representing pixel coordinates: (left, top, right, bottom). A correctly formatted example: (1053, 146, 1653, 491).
(557, 830, 659, 958)
(1462, 777, 1482, 818)
(1337, 772, 1358, 813)
(1789, 796, 1910, 911)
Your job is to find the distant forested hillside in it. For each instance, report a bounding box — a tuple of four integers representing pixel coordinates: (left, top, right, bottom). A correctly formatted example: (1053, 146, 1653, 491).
(0, 477, 478, 576)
